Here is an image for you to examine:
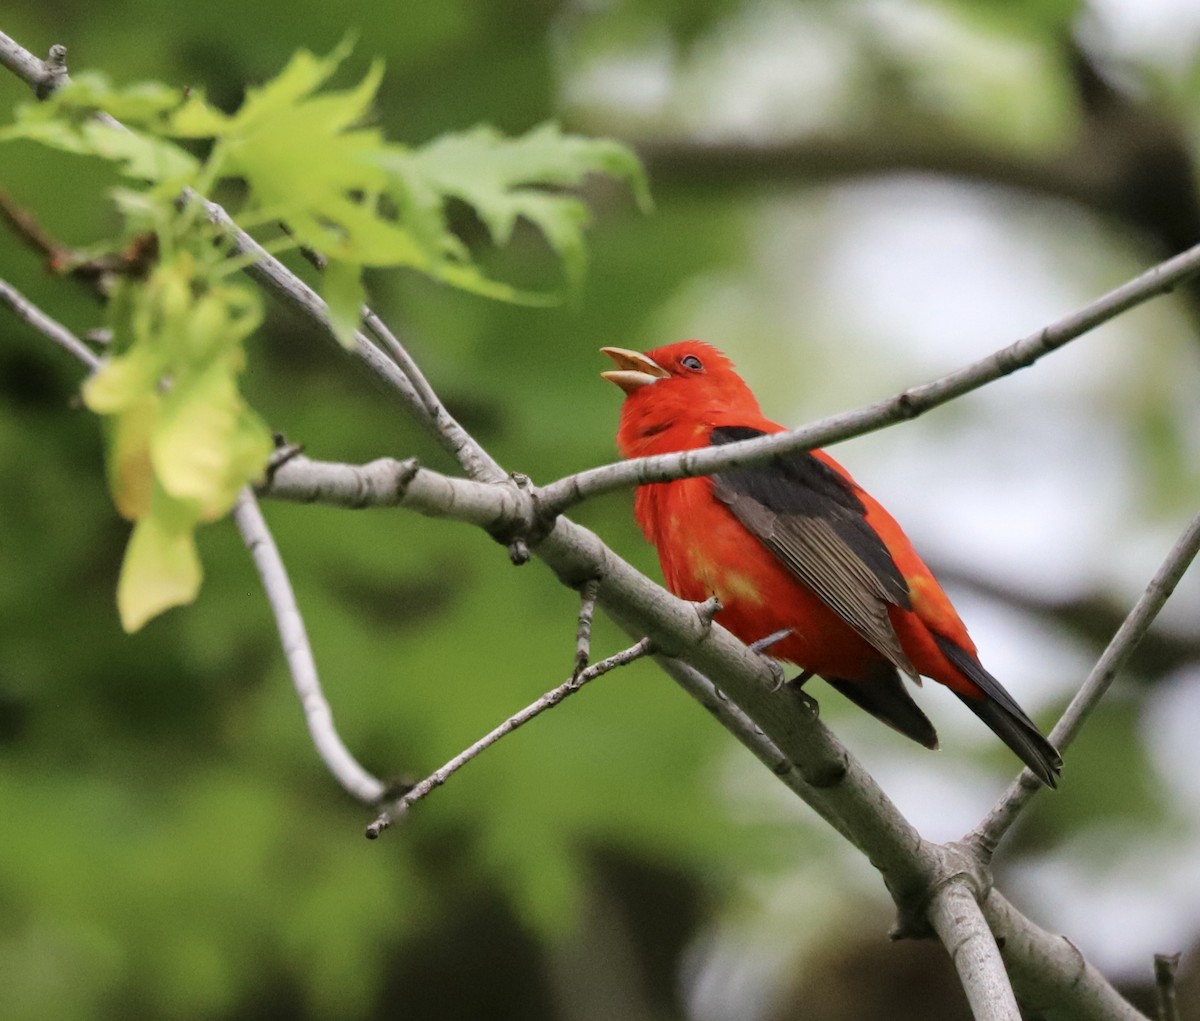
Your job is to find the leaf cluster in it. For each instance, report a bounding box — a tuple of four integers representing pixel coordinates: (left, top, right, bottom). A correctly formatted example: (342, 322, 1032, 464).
(1, 40, 647, 629)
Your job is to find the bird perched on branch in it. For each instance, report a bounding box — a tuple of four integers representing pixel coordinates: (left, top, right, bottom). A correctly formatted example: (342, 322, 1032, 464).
(601, 341, 1062, 786)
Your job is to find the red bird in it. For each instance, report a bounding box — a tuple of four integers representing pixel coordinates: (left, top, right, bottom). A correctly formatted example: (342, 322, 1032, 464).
(602, 341, 1061, 786)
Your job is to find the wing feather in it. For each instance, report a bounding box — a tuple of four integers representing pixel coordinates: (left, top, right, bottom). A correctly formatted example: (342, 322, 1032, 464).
(709, 426, 916, 678)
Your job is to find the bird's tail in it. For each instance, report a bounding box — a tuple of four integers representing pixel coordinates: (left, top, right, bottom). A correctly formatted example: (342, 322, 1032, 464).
(825, 662, 940, 751)
(934, 636, 1063, 788)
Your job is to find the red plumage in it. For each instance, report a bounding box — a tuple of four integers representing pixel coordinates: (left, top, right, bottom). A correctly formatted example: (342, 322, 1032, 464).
(602, 341, 1061, 786)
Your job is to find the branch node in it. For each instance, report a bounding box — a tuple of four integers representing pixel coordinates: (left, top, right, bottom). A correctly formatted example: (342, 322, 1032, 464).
(894, 390, 919, 419)
(364, 813, 393, 840)
(798, 736, 848, 789)
(693, 595, 722, 633)
(890, 842, 993, 944)
(573, 577, 601, 679)
(389, 457, 421, 504)
(485, 473, 541, 563)
(36, 44, 68, 99)
(263, 435, 305, 484)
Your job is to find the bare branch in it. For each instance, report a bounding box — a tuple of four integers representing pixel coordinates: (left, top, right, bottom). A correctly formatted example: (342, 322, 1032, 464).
(269, 454, 947, 903)
(201, 203, 506, 483)
(262, 453, 534, 532)
(652, 655, 862, 850)
(360, 308, 448, 430)
(366, 637, 655, 838)
(1154, 953, 1181, 1021)
(928, 878, 1021, 1021)
(970, 508, 1200, 859)
(573, 577, 600, 679)
(0, 31, 65, 97)
(929, 563, 1200, 682)
(232, 489, 386, 804)
(535, 238, 1200, 515)
(262, 451, 1147, 1015)
(984, 891, 1149, 1021)
(0, 277, 100, 371)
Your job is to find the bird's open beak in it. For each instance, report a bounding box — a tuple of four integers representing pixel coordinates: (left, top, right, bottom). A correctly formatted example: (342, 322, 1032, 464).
(600, 347, 670, 394)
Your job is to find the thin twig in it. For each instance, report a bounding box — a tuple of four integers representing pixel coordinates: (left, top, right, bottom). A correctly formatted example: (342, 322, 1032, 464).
(969, 509, 1200, 859)
(0, 283, 383, 808)
(573, 578, 600, 678)
(535, 238, 1200, 515)
(293, 237, 452, 438)
(360, 308, 446, 426)
(232, 489, 386, 804)
(201, 203, 505, 483)
(0, 189, 72, 263)
(1154, 952, 1181, 1021)
(654, 655, 861, 848)
(0, 277, 100, 371)
(365, 637, 655, 838)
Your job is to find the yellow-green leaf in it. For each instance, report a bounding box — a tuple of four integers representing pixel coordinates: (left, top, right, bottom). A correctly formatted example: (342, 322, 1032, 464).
(106, 394, 160, 520)
(169, 91, 233, 137)
(83, 345, 164, 414)
(152, 362, 272, 517)
(116, 489, 204, 632)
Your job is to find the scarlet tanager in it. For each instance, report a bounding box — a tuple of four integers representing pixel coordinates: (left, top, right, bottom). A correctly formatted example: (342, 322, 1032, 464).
(602, 341, 1062, 787)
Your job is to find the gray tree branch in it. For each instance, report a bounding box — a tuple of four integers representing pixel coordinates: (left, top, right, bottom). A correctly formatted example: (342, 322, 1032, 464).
(535, 237, 1200, 514)
(1154, 952, 1181, 1021)
(366, 637, 656, 838)
(985, 891, 1148, 1021)
(928, 877, 1022, 1021)
(262, 453, 1150, 1018)
(231, 488, 387, 804)
(0, 276, 100, 370)
(970, 509, 1200, 859)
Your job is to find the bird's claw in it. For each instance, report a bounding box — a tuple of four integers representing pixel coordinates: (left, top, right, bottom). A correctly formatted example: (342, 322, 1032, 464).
(765, 661, 787, 692)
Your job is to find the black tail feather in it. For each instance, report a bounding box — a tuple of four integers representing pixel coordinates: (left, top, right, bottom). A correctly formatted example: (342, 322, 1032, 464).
(826, 663, 940, 751)
(934, 636, 1063, 788)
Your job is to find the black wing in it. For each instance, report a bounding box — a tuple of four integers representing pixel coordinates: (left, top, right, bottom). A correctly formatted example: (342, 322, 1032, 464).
(709, 426, 916, 679)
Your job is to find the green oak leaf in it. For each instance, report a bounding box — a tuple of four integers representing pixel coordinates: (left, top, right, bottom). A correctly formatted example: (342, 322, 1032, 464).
(397, 122, 650, 291)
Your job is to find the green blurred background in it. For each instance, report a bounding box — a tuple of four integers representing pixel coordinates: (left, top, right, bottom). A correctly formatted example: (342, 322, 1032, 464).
(3, 1, 1200, 1018)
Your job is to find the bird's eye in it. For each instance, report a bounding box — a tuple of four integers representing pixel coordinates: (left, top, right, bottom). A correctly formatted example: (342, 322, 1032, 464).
(680, 355, 703, 371)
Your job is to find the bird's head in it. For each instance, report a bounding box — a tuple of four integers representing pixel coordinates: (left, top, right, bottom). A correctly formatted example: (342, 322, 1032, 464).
(601, 341, 762, 457)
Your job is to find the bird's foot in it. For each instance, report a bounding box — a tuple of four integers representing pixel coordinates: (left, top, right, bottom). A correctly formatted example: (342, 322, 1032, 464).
(748, 629, 792, 691)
